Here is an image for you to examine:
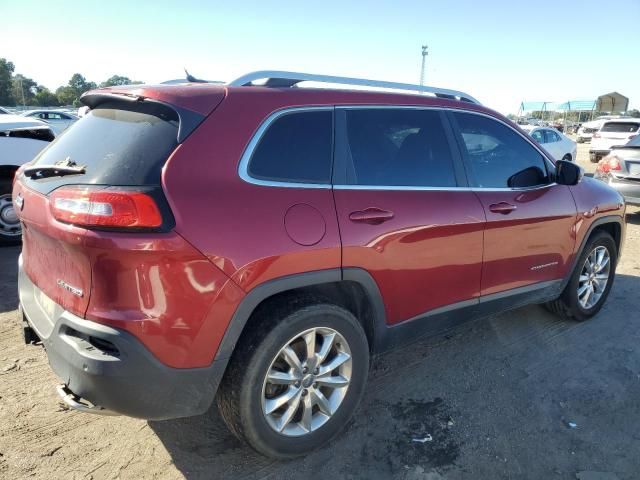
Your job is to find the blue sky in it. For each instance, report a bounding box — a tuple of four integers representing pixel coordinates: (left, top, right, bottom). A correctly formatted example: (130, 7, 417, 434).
(2, 0, 638, 114)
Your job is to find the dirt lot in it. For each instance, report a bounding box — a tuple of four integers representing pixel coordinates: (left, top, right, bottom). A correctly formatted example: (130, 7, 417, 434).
(1, 143, 640, 480)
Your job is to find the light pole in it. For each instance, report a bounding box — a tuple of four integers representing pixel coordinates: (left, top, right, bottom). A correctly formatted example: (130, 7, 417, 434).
(18, 76, 25, 106)
(420, 45, 428, 86)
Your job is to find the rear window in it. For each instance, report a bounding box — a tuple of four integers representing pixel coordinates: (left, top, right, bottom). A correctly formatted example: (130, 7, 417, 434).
(247, 110, 332, 184)
(625, 135, 640, 147)
(6, 127, 55, 142)
(26, 102, 178, 194)
(601, 122, 640, 133)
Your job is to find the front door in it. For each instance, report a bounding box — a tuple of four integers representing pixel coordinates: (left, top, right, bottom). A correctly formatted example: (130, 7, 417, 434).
(333, 107, 485, 325)
(449, 111, 577, 296)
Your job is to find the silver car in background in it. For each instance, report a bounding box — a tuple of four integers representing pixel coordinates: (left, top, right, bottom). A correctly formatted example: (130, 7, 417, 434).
(20, 109, 78, 135)
(594, 135, 640, 206)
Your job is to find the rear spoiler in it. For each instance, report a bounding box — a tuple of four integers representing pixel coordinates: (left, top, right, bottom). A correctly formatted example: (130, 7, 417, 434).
(80, 92, 205, 143)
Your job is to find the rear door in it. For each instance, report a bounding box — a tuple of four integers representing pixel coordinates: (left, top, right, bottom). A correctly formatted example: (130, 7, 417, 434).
(448, 111, 576, 296)
(333, 107, 485, 325)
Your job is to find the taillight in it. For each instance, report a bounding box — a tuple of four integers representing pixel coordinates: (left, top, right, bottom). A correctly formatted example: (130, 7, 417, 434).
(593, 132, 601, 139)
(50, 186, 162, 229)
(596, 156, 622, 174)
(13, 164, 27, 187)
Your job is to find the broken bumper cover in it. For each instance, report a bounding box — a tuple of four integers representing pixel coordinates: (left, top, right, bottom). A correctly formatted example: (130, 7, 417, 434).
(18, 255, 226, 420)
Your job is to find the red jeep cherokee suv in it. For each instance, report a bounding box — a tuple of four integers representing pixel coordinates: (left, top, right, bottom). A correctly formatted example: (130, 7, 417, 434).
(14, 71, 625, 458)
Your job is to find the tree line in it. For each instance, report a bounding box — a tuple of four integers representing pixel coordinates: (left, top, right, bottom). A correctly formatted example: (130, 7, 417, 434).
(0, 58, 142, 107)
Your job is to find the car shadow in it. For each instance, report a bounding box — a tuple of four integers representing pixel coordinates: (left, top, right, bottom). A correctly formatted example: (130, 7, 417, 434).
(625, 208, 640, 225)
(148, 272, 640, 480)
(0, 247, 20, 313)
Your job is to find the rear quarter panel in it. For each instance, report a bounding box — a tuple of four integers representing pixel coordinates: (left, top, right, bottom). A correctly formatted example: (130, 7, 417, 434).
(161, 92, 342, 293)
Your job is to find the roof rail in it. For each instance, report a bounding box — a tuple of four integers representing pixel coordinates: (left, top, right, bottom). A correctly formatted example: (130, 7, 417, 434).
(228, 70, 480, 104)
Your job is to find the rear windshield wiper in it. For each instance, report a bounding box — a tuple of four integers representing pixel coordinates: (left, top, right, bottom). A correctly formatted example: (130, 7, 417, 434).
(24, 157, 86, 179)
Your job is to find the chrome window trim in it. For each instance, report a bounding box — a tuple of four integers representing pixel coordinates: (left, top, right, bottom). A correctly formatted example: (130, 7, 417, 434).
(333, 183, 558, 192)
(333, 185, 471, 191)
(238, 105, 558, 193)
(238, 106, 334, 189)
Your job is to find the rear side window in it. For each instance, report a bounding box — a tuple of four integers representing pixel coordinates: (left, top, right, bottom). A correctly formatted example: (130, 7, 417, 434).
(343, 109, 457, 187)
(27, 102, 178, 194)
(601, 122, 640, 133)
(544, 129, 560, 143)
(248, 110, 332, 184)
(453, 112, 549, 188)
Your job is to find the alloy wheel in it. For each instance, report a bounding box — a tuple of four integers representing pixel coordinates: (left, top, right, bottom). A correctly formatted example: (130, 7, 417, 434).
(261, 327, 352, 437)
(0, 194, 21, 238)
(577, 245, 611, 310)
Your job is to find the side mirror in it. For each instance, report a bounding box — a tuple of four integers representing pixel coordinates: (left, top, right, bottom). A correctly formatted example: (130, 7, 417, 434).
(507, 166, 547, 188)
(555, 160, 583, 186)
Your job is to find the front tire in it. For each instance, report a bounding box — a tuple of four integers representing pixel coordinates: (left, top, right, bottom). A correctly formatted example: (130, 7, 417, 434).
(546, 231, 616, 321)
(0, 179, 22, 246)
(217, 298, 369, 459)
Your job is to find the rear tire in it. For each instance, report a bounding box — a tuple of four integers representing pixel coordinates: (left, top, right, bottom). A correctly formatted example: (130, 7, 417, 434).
(217, 297, 369, 459)
(546, 231, 616, 321)
(0, 178, 22, 246)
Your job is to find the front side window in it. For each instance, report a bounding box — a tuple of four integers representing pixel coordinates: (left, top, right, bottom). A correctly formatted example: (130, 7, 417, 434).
(343, 109, 457, 187)
(453, 112, 549, 188)
(248, 110, 332, 184)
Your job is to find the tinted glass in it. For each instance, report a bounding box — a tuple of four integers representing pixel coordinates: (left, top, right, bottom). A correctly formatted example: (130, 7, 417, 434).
(248, 110, 332, 184)
(531, 130, 544, 143)
(344, 109, 456, 187)
(453, 112, 549, 188)
(26, 102, 178, 195)
(544, 129, 560, 143)
(626, 135, 640, 147)
(601, 122, 640, 133)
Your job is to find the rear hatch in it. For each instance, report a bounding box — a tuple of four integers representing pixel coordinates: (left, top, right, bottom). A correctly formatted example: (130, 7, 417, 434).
(615, 143, 640, 179)
(14, 86, 225, 317)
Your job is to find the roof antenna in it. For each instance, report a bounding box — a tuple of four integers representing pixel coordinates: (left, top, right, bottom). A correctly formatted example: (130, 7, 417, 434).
(184, 68, 205, 83)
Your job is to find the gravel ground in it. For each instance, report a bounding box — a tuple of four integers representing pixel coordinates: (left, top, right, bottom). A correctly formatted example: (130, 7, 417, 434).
(1, 143, 640, 480)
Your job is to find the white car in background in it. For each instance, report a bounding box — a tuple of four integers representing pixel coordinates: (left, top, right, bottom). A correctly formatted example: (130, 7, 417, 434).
(576, 115, 632, 143)
(20, 109, 78, 135)
(521, 125, 577, 162)
(590, 118, 640, 163)
(0, 115, 55, 245)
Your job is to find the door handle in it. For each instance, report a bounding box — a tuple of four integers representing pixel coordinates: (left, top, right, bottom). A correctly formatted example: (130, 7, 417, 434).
(489, 202, 517, 215)
(349, 208, 395, 225)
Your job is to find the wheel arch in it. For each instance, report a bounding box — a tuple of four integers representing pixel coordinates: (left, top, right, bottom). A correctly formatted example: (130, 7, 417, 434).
(561, 215, 624, 291)
(213, 268, 388, 376)
(0, 165, 20, 182)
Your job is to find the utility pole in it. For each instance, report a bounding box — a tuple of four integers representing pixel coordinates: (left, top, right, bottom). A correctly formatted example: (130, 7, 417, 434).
(420, 45, 428, 86)
(18, 76, 25, 106)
